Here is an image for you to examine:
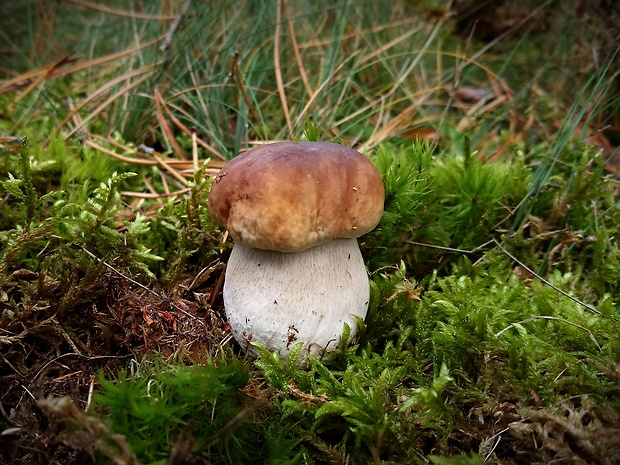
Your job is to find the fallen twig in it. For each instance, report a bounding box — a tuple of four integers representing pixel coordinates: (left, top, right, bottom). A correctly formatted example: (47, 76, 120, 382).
(79, 246, 160, 297)
(495, 315, 601, 351)
(159, 0, 193, 52)
(493, 238, 601, 315)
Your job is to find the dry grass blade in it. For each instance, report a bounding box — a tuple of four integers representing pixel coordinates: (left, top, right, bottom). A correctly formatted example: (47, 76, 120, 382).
(458, 0, 554, 75)
(63, 71, 155, 141)
(54, 65, 157, 136)
(67, 98, 84, 128)
(298, 17, 425, 50)
(154, 87, 187, 160)
(33, 1, 57, 64)
(38, 396, 139, 465)
(2, 55, 79, 99)
(59, 35, 166, 76)
(86, 133, 225, 173)
(84, 139, 155, 165)
(191, 128, 199, 172)
(203, 389, 272, 449)
(151, 151, 189, 187)
(282, 0, 314, 99)
(358, 24, 424, 67)
(231, 53, 264, 139)
(158, 100, 226, 160)
(0, 38, 164, 96)
(121, 189, 191, 199)
(381, 17, 445, 103)
(294, 50, 362, 130)
(405, 240, 493, 254)
(456, 93, 509, 131)
(0, 136, 23, 152)
(80, 246, 160, 296)
(124, 175, 164, 205)
(0, 329, 29, 345)
(145, 173, 167, 201)
(274, 0, 293, 137)
(65, 0, 176, 20)
(359, 87, 443, 151)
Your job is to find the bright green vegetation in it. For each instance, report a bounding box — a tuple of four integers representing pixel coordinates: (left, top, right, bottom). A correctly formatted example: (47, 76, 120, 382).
(1, 1, 619, 464)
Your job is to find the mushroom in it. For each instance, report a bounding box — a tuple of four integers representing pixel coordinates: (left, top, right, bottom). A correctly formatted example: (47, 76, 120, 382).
(207, 141, 384, 359)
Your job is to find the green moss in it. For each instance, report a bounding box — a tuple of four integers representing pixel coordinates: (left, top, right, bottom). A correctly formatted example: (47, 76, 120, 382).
(92, 355, 292, 464)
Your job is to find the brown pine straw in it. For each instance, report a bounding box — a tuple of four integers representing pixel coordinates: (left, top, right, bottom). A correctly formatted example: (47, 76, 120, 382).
(356, 87, 443, 153)
(294, 50, 362, 130)
(274, 0, 293, 137)
(84, 134, 224, 200)
(121, 189, 192, 199)
(282, 0, 314, 100)
(63, 72, 156, 141)
(159, 168, 171, 196)
(8, 55, 80, 103)
(0, 36, 165, 97)
(66, 96, 85, 130)
(154, 87, 187, 160)
(86, 133, 224, 172)
(53, 65, 158, 136)
(192, 129, 199, 172)
(151, 151, 189, 187)
(230, 52, 263, 138)
(142, 174, 167, 204)
(157, 99, 226, 161)
(64, 0, 176, 20)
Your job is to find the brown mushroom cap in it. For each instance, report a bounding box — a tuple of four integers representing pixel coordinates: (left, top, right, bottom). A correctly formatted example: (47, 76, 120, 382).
(207, 141, 385, 252)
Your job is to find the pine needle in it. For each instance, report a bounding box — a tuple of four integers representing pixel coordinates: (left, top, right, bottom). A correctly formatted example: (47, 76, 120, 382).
(274, 0, 293, 137)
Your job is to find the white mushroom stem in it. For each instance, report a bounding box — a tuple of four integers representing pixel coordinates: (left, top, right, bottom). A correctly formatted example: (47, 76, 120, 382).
(223, 238, 370, 359)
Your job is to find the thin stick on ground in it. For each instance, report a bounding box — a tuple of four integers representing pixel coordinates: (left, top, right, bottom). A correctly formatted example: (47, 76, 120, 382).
(493, 238, 601, 315)
(495, 315, 601, 351)
(159, 0, 193, 53)
(192, 128, 199, 172)
(79, 246, 160, 297)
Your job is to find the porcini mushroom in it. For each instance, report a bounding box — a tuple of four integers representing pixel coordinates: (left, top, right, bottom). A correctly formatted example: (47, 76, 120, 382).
(207, 141, 384, 359)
